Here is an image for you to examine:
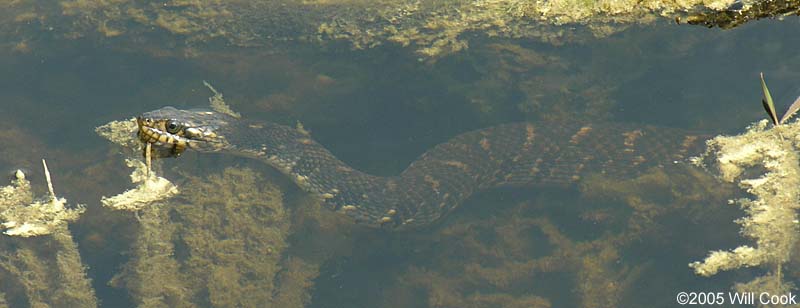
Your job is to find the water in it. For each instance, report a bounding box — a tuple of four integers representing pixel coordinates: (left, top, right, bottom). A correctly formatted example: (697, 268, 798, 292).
(0, 7, 798, 308)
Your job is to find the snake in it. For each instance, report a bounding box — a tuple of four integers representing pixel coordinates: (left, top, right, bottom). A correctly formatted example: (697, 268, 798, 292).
(136, 106, 708, 229)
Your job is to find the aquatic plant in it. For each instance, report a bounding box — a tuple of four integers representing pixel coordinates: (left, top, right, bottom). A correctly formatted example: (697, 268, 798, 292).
(384, 165, 725, 307)
(100, 158, 179, 212)
(761, 73, 780, 125)
(690, 76, 800, 294)
(759, 73, 800, 126)
(3, 0, 796, 59)
(0, 162, 96, 307)
(93, 85, 331, 307)
(111, 198, 191, 308)
(0, 161, 85, 237)
(690, 118, 800, 297)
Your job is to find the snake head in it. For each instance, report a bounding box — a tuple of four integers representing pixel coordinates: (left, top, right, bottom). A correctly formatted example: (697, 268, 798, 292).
(136, 106, 229, 158)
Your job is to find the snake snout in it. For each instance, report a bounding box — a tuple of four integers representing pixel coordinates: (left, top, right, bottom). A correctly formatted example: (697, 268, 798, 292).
(136, 116, 189, 157)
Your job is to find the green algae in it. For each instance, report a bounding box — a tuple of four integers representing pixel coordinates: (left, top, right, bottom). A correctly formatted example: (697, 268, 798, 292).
(2, 0, 797, 59)
(174, 168, 290, 306)
(91, 82, 335, 307)
(110, 201, 192, 308)
(0, 232, 97, 308)
(88, 80, 731, 307)
(0, 3, 797, 307)
(271, 257, 320, 308)
(204, 80, 242, 118)
(382, 164, 728, 307)
(107, 167, 323, 307)
(94, 118, 140, 153)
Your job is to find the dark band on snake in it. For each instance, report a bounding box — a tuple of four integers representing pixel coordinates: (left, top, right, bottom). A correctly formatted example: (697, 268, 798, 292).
(137, 106, 708, 229)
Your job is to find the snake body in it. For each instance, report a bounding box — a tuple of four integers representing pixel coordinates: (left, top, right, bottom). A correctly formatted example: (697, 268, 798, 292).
(137, 107, 707, 228)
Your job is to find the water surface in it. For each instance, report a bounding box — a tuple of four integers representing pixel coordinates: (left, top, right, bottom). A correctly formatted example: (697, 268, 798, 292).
(0, 12, 797, 308)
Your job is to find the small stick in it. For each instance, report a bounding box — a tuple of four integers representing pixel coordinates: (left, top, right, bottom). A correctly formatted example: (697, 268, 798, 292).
(42, 159, 56, 201)
(203, 80, 220, 96)
(145, 142, 152, 177)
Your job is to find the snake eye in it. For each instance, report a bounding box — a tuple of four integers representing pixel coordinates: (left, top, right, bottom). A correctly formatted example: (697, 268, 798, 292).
(165, 120, 182, 134)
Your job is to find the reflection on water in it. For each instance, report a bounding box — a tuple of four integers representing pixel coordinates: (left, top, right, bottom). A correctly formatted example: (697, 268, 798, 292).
(0, 8, 799, 308)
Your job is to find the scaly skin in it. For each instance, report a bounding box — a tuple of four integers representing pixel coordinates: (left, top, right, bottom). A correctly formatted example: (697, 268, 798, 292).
(137, 107, 708, 229)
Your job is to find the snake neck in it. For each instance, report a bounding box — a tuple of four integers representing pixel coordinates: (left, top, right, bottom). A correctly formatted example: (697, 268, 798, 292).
(221, 120, 394, 218)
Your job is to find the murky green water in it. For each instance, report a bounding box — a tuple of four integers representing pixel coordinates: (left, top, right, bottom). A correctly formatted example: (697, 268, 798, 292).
(2, 4, 800, 307)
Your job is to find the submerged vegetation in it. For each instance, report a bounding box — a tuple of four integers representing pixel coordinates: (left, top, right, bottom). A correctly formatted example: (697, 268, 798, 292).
(2, 0, 800, 59)
(108, 167, 309, 307)
(1, 1, 800, 306)
(0, 163, 95, 307)
(691, 118, 800, 299)
(689, 77, 800, 300)
(0, 75, 795, 307)
(383, 165, 727, 307)
(91, 91, 324, 307)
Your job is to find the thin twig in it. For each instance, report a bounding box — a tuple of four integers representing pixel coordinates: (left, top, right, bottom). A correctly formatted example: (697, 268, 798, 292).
(145, 142, 152, 178)
(42, 159, 56, 202)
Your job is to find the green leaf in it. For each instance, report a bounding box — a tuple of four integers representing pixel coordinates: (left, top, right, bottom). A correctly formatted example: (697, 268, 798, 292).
(761, 72, 779, 126)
